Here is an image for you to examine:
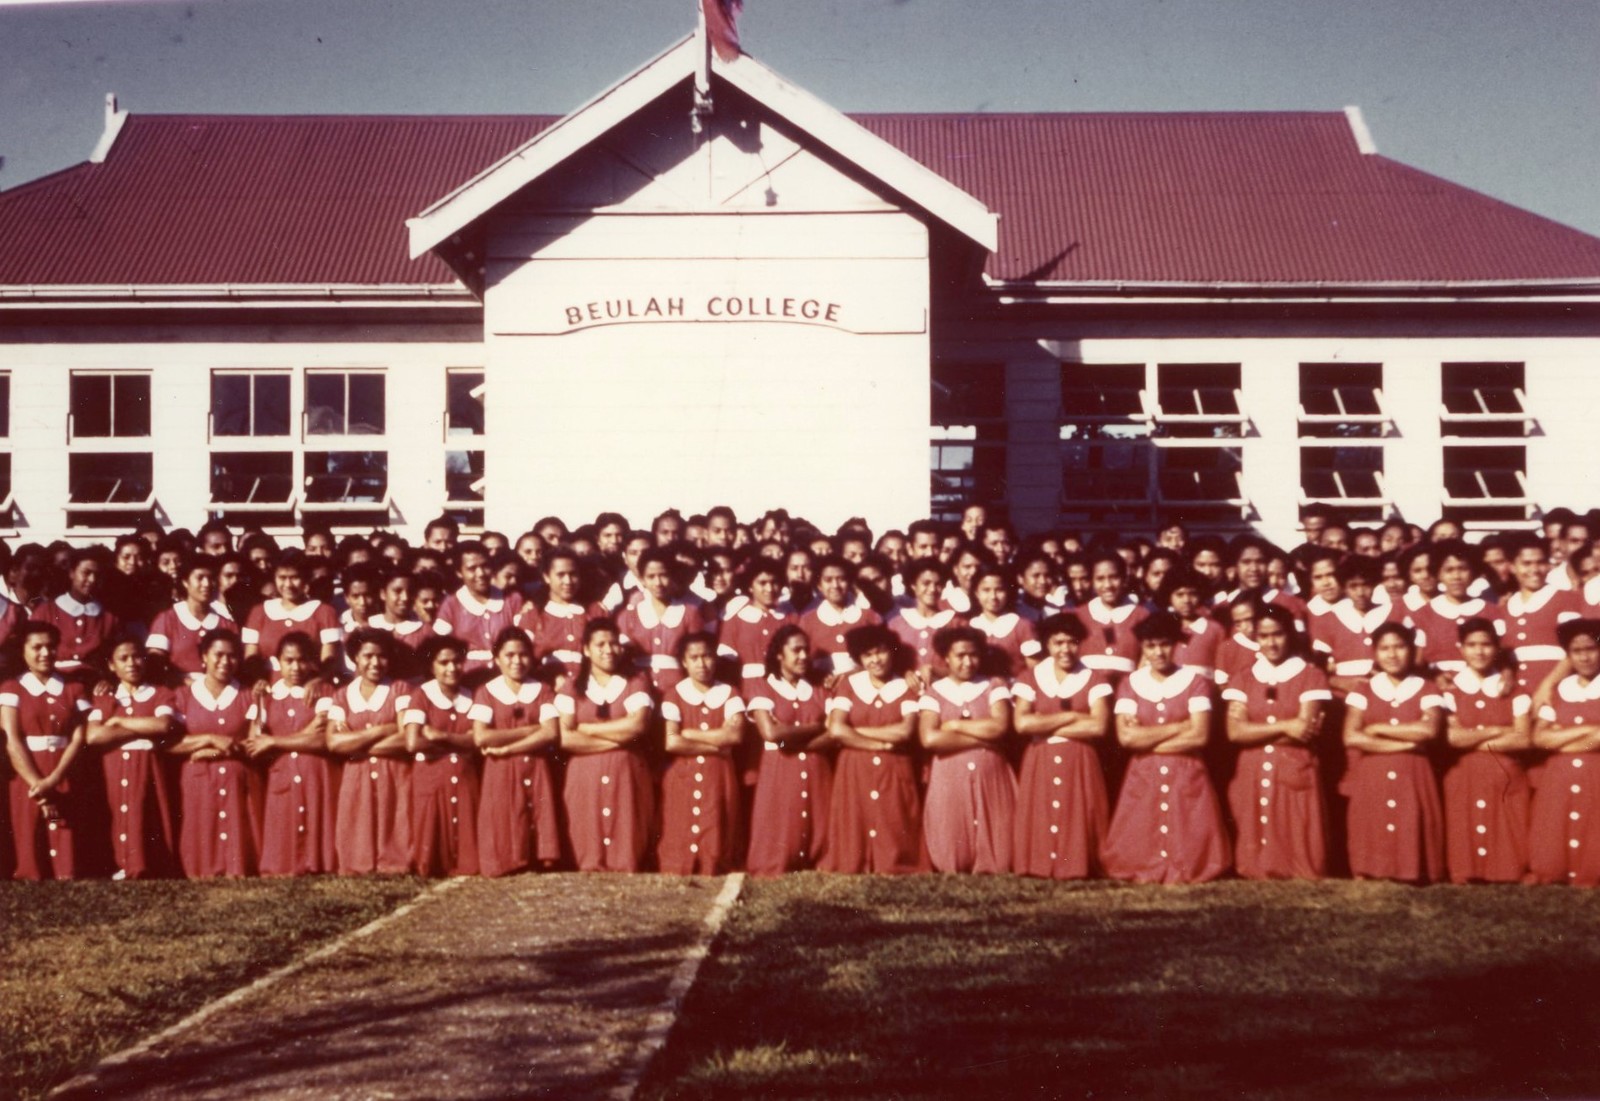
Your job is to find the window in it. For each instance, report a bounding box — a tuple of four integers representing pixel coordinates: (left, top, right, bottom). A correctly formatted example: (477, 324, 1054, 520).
(305, 371, 384, 436)
(1442, 363, 1532, 438)
(0, 375, 11, 515)
(446, 370, 485, 438)
(209, 451, 296, 522)
(931, 364, 1006, 521)
(1153, 363, 1244, 438)
(444, 369, 486, 527)
(1440, 364, 1533, 525)
(1443, 445, 1531, 523)
(67, 452, 154, 528)
(1298, 364, 1388, 520)
(212, 371, 291, 437)
(70, 371, 150, 438)
(302, 451, 389, 513)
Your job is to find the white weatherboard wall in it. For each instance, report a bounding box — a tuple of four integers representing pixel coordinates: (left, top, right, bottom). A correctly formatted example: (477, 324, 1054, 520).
(480, 90, 931, 534)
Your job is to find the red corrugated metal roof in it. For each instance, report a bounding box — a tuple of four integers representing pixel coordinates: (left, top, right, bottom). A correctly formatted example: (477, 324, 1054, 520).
(3, 110, 1598, 288)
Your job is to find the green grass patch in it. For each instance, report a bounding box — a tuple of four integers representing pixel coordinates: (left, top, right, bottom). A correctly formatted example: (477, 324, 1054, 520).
(1, 875, 425, 1101)
(641, 877, 1600, 1100)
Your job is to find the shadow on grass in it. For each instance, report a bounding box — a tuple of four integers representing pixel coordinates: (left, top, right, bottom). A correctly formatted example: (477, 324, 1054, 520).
(640, 878, 1600, 1100)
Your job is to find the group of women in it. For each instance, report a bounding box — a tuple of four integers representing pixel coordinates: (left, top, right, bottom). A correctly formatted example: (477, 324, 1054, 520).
(6, 504, 1600, 886)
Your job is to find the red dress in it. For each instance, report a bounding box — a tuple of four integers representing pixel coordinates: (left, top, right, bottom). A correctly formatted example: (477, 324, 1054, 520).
(1102, 667, 1231, 884)
(1407, 595, 1492, 675)
(885, 607, 962, 672)
(243, 598, 340, 673)
(256, 684, 338, 876)
(745, 675, 832, 875)
(174, 680, 262, 878)
(1441, 670, 1531, 883)
(367, 614, 431, 679)
(1214, 634, 1260, 689)
(1344, 675, 1447, 883)
(1221, 656, 1333, 879)
(920, 677, 1017, 874)
(617, 599, 706, 695)
(4, 674, 90, 880)
(716, 602, 797, 690)
(433, 587, 524, 677)
(329, 680, 414, 875)
(39, 593, 121, 678)
(403, 680, 482, 877)
(968, 612, 1038, 679)
(1074, 599, 1147, 677)
(557, 673, 657, 872)
(90, 683, 177, 879)
(518, 599, 606, 684)
(1489, 587, 1581, 693)
(1310, 601, 1405, 681)
(147, 602, 235, 682)
(1174, 617, 1223, 681)
(798, 601, 881, 678)
(470, 677, 559, 877)
(1010, 661, 1112, 879)
(1529, 676, 1600, 885)
(658, 680, 744, 874)
(820, 671, 928, 874)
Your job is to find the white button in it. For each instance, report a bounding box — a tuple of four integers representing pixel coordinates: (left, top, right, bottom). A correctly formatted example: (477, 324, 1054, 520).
(218, 767, 226, 776)
(1160, 785, 1170, 794)
(968, 762, 977, 772)
(1263, 745, 1274, 755)
(1266, 716, 1276, 725)
(1159, 803, 1169, 812)
(290, 751, 298, 759)
(1053, 777, 1062, 786)
(1386, 824, 1396, 832)
(119, 833, 127, 843)
(872, 756, 882, 766)
(601, 776, 611, 785)
(122, 751, 130, 761)
(1476, 799, 1487, 809)
(1050, 825, 1059, 834)
(451, 776, 459, 785)
(696, 756, 706, 764)
(1387, 800, 1397, 809)
(1387, 771, 1398, 781)
(694, 773, 704, 782)
(690, 824, 699, 833)
(523, 779, 532, 788)
(1572, 811, 1582, 821)
(868, 829, 877, 838)
(798, 752, 807, 761)
(1159, 766, 1169, 776)
(1159, 850, 1168, 858)
(1475, 701, 1486, 710)
(1577, 759, 1586, 769)
(801, 791, 809, 799)
(1571, 839, 1581, 849)
(692, 807, 701, 816)
(1262, 763, 1273, 773)
(1054, 756, 1063, 765)
(1159, 825, 1168, 834)
(1259, 815, 1268, 824)
(218, 810, 227, 819)
(603, 838, 612, 846)
(1574, 785, 1583, 795)
(699, 723, 710, 731)
(1476, 825, 1488, 834)
(801, 811, 808, 818)
(693, 790, 703, 800)
(1477, 847, 1488, 857)
(370, 772, 379, 780)
(1389, 718, 1400, 726)
(121, 779, 129, 787)
(1261, 780, 1271, 789)
(800, 772, 808, 780)
(220, 832, 228, 841)
(293, 775, 302, 784)
(1052, 800, 1061, 810)
(603, 808, 612, 817)
(1259, 797, 1268, 807)
(689, 843, 699, 853)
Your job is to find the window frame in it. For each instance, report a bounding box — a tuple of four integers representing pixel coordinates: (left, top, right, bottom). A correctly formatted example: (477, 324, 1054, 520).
(68, 369, 153, 445)
(303, 368, 387, 440)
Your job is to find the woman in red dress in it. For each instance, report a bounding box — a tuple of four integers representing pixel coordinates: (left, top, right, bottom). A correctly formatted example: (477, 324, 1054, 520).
(745, 624, 833, 875)
(1442, 616, 1532, 883)
(1011, 613, 1111, 880)
(1073, 550, 1148, 680)
(244, 631, 337, 876)
(4, 622, 92, 879)
(242, 551, 340, 678)
(966, 565, 1038, 679)
(885, 558, 961, 682)
(1342, 622, 1447, 883)
(799, 556, 882, 680)
(403, 633, 482, 877)
(617, 547, 706, 696)
(327, 627, 414, 875)
(471, 628, 560, 877)
(171, 628, 262, 878)
(1223, 604, 1333, 879)
(658, 632, 745, 874)
(516, 547, 605, 686)
(1407, 542, 1492, 677)
(146, 556, 233, 685)
(820, 624, 927, 874)
(558, 618, 657, 872)
(1528, 618, 1600, 885)
(716, 557, 795, 694)
(1102, 613, 1231, 884)
(919, 625, 1016, 874)
(87, 638, 178, 879)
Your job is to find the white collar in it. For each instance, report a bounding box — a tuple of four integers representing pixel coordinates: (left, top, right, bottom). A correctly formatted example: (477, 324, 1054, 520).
(816, 601, 865, 628)
(269, 682, 309, 701)
(1085, 598, 1137, 625)
(1431, 593, 1486, 618)
(971, 612, 1021, 637)
(675, 680, 733, 709)
(1249, 655, 1308, 685)
(370, 613, 425, 636)
(1452, 669, 1509, 696)
(453, 586, 505, 616)
(113, 683, 159, 704)
(634, 600, 687, 630)
(1331, 600, 1390, 634)
(1034, 660, 1094, 699)
(583, 673, 630, 706)
(899, 607, 957, 631)
(763, 675, 815, 702)
(931, 677, 994, 704)
(1584, 576, 1600, 607)
(1507, 586, 1559, 616)
(419, 680, 470, 712)
(19, 672, 66, 697)
(340, 610, 367, 632)
(173, 602, 227, 631)
(543, 599, 589, 618)
(189, 680, 240, 710)
(846, 669, 909, 704)
(1368, 674, 1426, 704)
(1127, 665, 1202, 700)
(486, 676, 544, 707)
(735, 602, 787, 625)
(1230, 633, 1260, 652)
(1182, 617, 1215, 638)
(1403, 587, 1430, 612)
(345, 681, 394, 713)
(1305, 594, 1337, 616)
(264, 598, 321, 624)
(1557, 675, 1600, 703)
(55, 592, 102, 617)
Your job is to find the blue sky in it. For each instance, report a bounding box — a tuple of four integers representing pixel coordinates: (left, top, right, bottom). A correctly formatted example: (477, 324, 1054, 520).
(2, 0, 1597, 236)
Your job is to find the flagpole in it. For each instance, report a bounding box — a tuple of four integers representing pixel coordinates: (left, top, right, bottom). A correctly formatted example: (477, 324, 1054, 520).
(692, 0, 713, 133)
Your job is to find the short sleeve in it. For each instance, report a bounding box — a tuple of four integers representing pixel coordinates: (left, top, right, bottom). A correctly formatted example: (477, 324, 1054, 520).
(826, 696, 852, 714)
(1492, 619, 1507, 636)
(538, 702, 559, 724)
(1420, 693, 1446, 711)
(467, 702, 492, 724)
(1020, 639, 1042, 658)
(75, 696, 91, 713)
(0, 687, 20, 709)
(918, 695, 940, 714)
(724, 696, 746, 718)
(898, 698, 919, 718)
(555, 693, 577, 717)
(313, 696, 334, 715)
(1441, 691, 1459, 713)
(1346, 692, 1369, 712)
(622, 690, 653, 715)
(1220, 687, 1247, 704)
(145, 632, 171, 652)
(987, 684, 1011, 707)
(1187, 694, 1212, 714)
(746, 695, 776, 713)
(661, 701, 683, 723)
(319, 625, 343, 645)
(154, 703, 175, 718)
(1113, 697, 1137, 716)
(1009, 681, 1037, 703)
(245, 703, 259, 722)
(1087, 682, 1113, 704)
(1539, 704, 1557, 723)
(326, 704, 348, 724)
(1513, 695, 1533, 718)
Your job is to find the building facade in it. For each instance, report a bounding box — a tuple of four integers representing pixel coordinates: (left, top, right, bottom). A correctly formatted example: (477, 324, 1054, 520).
(3, 35, 1599, 546)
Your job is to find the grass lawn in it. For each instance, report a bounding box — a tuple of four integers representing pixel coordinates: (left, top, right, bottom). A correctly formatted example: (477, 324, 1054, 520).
(1, 876, 425, 1101)
(641, 876, 1600, 1100)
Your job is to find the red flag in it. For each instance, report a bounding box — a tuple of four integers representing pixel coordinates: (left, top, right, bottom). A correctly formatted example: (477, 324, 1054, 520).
(702, 0, 743, 62)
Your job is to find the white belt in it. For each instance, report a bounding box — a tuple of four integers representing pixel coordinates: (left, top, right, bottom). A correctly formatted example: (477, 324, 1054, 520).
(1433, 659, 1466, 673)
(1334, 658, 1375, 676)
(553, 649, 581, 665)
(1083, 655, 1135, 673)
(1514, 645, 1564, 662)
(741, 663, 766, 679)
(1046, 734, 1074, 745)
(648, 653, 680, 671)
(829, 652, 856, 674)
(763, 741, 783, 752)
(467, 649, 494, 661)
(121, 739, 155, 751)
(26, 736, 68, 751)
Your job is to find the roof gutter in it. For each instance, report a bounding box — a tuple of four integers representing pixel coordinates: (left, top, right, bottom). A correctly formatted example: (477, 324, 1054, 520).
(0, 283, 478, 308)
(988, 278, 1600, 306)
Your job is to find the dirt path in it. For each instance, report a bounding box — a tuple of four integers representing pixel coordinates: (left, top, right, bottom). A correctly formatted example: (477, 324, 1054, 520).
(53, 874, 740, 1100)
